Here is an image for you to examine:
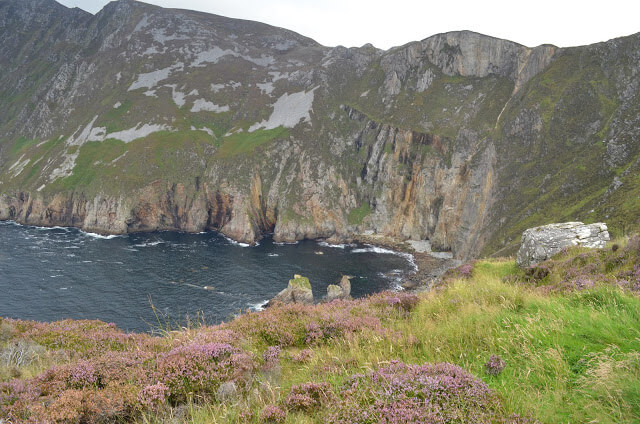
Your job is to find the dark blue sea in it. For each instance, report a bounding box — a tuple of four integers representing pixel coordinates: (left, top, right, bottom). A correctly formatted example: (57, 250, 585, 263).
(0, 221, 415, 332)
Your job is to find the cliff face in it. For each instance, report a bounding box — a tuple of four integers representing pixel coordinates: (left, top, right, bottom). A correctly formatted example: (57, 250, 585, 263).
(0, 0, 638, 258)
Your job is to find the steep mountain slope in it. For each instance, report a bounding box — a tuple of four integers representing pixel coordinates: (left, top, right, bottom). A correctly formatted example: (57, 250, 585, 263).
(0, 0, 638, 258)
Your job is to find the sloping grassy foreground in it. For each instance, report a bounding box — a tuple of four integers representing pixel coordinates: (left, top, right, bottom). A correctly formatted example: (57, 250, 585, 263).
(2, 239, 640, 423)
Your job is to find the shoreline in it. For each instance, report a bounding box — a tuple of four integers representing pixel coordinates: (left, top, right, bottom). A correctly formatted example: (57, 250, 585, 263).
(349, 233, 461, 291)
(0, 218, 461, 295)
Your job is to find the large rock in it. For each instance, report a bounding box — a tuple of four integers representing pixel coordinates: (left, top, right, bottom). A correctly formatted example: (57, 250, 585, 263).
(326, 275, 352, 302)
(267, 275, 314, 306)
(516, 222, 610, 268)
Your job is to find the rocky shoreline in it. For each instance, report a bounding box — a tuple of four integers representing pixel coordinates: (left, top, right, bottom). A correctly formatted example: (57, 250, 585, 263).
(350, 234, 461, 292)
(0, 216, 460, 294)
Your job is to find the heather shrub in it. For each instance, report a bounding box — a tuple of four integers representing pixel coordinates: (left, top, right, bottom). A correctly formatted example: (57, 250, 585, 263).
(458, 262, 474, 278)
(485, 354, 506, 376)
(368, 292, 421, 317)
(138, 382, 170, 409)
(68, 360, 101, 388)
(439, 261, 477, 286)
(524, 264, 550, 281)
(261, 404, 286, 422)
(231, 301, 384, 347)
(33, 385, 139, 424)
(154, 342, 255, 403)
(290, 348, 313, 363)
(285, 381, 333, 412)
(328, 361, 503, 423)
(508, 235, 640, 296)
(17, 319, 154, 356)
(262, 345, 282, 368)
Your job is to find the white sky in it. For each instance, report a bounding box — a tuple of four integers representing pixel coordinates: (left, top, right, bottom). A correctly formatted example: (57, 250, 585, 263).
(56, 0, 640, 50)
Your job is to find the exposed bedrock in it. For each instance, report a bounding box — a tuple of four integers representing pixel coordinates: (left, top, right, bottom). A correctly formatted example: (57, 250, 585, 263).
(2, 1, 638, 260)
(0, 106, 497, 258)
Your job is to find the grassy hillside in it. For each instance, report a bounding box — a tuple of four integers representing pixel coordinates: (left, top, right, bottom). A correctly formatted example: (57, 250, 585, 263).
(2, 238, 640, 423)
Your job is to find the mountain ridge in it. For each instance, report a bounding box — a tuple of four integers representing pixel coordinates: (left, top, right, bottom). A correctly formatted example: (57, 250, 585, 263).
(0, 0, 638, 258)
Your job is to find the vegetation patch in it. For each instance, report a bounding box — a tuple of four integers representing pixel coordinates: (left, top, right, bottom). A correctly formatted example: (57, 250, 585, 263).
(215, 127, 290, 158)
(2, 239, 640, 422)
(53, 139, 127, 190)
(347, 203, 371, 225)
(9, 137, 39, 155)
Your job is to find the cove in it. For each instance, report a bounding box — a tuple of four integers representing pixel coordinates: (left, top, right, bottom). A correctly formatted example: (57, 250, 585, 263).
(0, 221, 415, 332)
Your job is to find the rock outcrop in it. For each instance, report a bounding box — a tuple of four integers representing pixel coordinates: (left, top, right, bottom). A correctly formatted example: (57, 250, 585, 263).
(516, 222, 610, 267)
(326, 275, 352, 302)
(267, 275, 314, 306)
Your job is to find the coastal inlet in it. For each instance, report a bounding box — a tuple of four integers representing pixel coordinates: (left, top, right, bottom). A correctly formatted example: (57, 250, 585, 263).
(0, 221, 416, 332)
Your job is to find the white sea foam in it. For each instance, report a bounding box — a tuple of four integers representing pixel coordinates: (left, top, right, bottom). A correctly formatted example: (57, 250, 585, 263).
(248, 299, 268, 311)
(267, 253, 279, 257)
(351, 244, 418, 272)
(377, 271, 404, 291)
(351, 246, 396, 254)
(317, 241, 356, 249)
(274, 240, 299, 245)
(34, 225, 69, 231)
(83, 232, 120, 240)
(222, 234, 252, 247)
(133, 241, 164, 248)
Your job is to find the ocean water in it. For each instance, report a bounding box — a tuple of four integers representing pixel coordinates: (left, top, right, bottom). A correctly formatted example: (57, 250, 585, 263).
(0, 221, 415, 332)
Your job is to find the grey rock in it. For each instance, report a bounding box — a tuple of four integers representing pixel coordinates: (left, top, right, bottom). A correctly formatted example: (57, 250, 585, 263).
(516, 222, 610, 268)
(326, 284, 344, 302)
(326, 275, 352, 301)
(339, 274, 352, 295)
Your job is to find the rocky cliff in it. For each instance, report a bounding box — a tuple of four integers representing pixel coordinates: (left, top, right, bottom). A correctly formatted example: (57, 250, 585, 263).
(1, 0, 639, 258)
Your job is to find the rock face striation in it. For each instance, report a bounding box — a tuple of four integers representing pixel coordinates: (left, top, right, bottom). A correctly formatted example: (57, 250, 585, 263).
(1, 0, 639, 258)
(516, 222, 610, 267)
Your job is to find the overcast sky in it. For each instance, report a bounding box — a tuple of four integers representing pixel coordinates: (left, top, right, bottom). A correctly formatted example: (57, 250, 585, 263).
(56, 0, 640, 50)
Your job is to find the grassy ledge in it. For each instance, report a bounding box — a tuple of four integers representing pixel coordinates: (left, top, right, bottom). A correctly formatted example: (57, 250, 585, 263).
(1, 238, 640, 423)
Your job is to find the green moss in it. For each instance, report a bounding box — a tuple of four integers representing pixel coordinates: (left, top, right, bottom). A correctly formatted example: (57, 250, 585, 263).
(289, 275, 311, 290)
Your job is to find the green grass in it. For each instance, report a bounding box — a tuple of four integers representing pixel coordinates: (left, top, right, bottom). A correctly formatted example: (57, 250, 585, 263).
(9, 136, 39, 155)
(163, 249, 640, 423)
(215, 127, 290, 158)
(53, 138, 127, 190)
(346, 203, 371, 225)
(3, 243, 640, 423)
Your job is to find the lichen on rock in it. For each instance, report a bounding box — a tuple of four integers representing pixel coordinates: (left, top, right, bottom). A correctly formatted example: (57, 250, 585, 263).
(516, 222, 610, 268)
